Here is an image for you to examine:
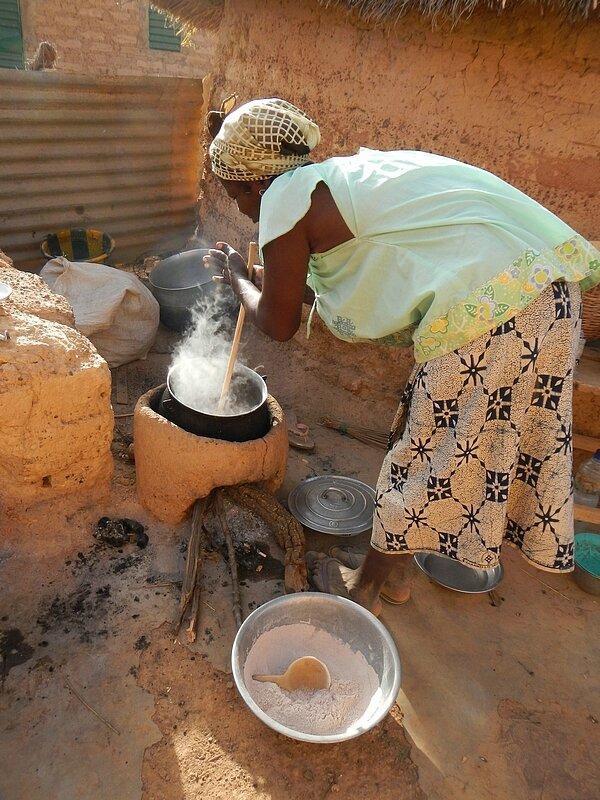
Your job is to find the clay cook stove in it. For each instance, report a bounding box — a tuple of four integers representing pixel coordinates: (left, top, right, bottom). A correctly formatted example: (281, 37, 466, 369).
(133, 383, 288, 524)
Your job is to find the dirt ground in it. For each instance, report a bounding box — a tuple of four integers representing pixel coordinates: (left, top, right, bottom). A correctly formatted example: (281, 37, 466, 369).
(1, 322, 599, 800)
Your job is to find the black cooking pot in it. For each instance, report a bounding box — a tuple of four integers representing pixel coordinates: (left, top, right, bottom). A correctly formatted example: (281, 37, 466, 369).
(158, 360, 270, 442)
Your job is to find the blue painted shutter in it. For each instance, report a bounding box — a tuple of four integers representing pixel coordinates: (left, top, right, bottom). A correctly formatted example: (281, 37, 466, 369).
(148, 7, 182, 52)
(0, 0, 23, 69)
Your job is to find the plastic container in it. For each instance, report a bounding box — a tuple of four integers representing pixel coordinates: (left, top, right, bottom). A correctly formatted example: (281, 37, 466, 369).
(574, 449, 600, 507)
(574, 533, 600, 595)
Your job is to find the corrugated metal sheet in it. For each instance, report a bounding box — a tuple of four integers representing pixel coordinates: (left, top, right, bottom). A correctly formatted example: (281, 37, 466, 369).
(0, 70, 205, 270)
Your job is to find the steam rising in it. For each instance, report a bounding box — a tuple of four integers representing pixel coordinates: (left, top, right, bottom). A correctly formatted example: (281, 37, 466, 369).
(168, 287, 258, 416)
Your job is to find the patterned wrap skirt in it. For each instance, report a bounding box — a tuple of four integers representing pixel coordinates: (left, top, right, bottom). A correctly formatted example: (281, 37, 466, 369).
(372, 282, 583, 573)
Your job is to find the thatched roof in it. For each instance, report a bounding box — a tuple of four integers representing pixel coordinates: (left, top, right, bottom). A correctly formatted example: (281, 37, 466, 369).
(150, 1, 223, 35)
(152, 0, 598, 32)
(323, 0, 598, 22)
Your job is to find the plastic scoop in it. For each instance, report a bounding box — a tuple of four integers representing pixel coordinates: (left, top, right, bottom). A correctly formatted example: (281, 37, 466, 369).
(252, 656, 331, 691)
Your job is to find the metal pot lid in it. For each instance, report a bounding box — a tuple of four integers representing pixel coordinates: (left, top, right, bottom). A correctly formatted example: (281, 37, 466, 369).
(287, 475, 375, 536)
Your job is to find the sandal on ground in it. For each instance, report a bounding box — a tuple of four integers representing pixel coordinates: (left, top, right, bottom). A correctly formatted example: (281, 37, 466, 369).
(288, 423, 315, 451)
(379, 587, 411, 606)
(327, 545, 410, 606)
(305, 551, 382, 617)
(305, 550, 352, 599)
(328, 544, 367, 570)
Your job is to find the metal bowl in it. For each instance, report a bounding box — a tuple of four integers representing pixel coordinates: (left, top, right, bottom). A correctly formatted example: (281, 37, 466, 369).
(414, 552, 504, 593)
(574, 533, 600, 595)
(231, 592, 401, 743)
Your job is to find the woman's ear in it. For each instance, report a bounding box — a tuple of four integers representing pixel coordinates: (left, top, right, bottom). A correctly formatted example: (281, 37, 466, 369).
(256, 178, 273, 194)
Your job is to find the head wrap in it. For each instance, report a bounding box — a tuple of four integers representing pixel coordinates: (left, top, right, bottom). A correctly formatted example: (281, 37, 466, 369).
(209, 98, 321, 182)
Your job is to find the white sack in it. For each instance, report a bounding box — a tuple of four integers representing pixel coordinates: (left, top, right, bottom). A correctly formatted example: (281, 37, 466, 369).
(41, 257, 160, 368)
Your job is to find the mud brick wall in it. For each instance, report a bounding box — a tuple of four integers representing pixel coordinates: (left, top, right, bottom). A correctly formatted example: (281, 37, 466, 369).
(196, 1, 599, 400)
(19, 0, 214, 79)
(200, 2, 599, 244)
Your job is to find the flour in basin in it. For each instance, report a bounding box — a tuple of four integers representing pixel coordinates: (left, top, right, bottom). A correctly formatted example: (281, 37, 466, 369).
(243, 623, 381, 735)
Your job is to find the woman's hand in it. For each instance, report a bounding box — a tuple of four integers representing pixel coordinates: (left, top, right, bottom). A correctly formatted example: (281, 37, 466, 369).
(252, 265, 264, 291)
(203, 225, 310, 341)
(204, 242, 265, 295)
(203, 242, 248, 287)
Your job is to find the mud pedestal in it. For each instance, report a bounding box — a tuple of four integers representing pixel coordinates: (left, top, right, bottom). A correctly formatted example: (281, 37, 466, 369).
(133, 384, 288, 524)
(0, 251, 113, 512)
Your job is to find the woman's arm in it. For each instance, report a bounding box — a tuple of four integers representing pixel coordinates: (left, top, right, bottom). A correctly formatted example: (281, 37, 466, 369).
(252, 266, 315, 306)
(207, 218, 311, 341)
(206, 181, 352, 340)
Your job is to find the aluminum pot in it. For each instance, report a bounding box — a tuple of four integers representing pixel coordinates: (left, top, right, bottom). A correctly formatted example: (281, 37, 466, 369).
(158, 360, 270, 442)
(148, 249, 236, 332)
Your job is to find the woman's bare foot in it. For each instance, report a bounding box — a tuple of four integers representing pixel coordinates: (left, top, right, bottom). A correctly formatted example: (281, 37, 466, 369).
(328, 546, 410, 605)
(305, 552, 382, 615)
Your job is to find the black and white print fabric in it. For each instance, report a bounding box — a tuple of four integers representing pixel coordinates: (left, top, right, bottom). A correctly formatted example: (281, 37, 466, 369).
(372, 282, 583, 573)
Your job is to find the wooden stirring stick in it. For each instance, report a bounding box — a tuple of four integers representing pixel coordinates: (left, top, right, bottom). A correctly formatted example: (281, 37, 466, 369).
(217, 241, 258, 413)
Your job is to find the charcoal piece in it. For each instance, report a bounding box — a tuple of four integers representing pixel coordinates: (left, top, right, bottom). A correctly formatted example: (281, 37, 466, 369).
(122, 518, 145, 536)
(94, 517, 148, 549)
(135, 531, 149, 549)
(94, 518, 128, 547)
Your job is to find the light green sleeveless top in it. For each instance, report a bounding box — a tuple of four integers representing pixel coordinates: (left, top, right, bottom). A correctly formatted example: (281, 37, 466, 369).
(258, 148, 600, 362)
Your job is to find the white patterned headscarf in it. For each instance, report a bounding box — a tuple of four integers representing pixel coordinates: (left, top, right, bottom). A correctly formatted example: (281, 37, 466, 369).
(209, 98, 321, 182)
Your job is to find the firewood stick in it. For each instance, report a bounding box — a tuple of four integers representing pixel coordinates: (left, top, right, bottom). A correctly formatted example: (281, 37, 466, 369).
(177, 498, 204, 632)
(226, 484, 308, 592)
(215, 490, 243, 629)
(186, 578, 203, 643)
(217, 242, 258, 413)
(185, 498, 207, 641)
